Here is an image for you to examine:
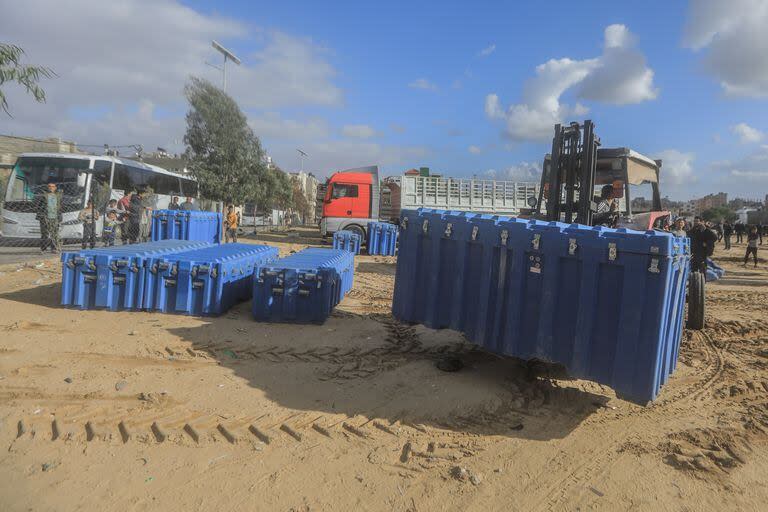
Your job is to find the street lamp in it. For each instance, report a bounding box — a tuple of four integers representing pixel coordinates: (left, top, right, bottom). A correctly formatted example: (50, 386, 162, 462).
(208, 40, 241, 91)
(297, 148, 308, 173)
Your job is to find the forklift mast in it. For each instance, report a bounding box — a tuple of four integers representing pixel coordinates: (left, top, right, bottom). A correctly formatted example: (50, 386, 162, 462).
(537, 120, 600, 225)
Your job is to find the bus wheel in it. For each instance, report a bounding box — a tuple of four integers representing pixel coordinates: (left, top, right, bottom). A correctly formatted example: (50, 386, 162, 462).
(687, 271, 705, 330)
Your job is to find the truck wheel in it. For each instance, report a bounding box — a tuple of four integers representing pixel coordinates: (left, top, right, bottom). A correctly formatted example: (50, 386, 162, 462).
(346, 224, 365, 244)
(686, 271, 705, 330)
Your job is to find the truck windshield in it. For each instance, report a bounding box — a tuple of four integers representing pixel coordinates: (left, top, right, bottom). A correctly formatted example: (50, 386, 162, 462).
(4, 156, 89, 212)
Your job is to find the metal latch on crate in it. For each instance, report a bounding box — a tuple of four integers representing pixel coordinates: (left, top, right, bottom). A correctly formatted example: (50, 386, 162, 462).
(113, 275, 126, 285)
(471, 226, 479, 241)
(648, 257, 660, 274)
(298, 288, 310, 297)
(500, 229, 508, 245)
(531, 234, 541, 250)
(83, 273, 97, 283)
(401, 217, 408, 230)
(568, 238, 577, 255)
(164, 278, 177, 287)
(109, 259, 129, 272)
(608, 243, 617, 261)
(192, 280, 205, 289)
(444, 223, 453, 238)
(422, 219, 429, 233)
(271, 286, 284, 295)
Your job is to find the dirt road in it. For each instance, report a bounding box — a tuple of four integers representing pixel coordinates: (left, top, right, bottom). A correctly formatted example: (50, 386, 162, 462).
(0, 229, 766, 511)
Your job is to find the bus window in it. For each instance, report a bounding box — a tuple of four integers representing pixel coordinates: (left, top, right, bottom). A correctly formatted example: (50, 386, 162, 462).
(180, 178, 198, 197)
(5, 156, 89, 212)
(91, 160, 113, 210)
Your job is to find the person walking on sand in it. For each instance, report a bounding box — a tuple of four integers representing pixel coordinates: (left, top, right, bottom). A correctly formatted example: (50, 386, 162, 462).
(224, 205, 239, 243)
(744, 225, 759, 267)
(722, 220, 733, 250)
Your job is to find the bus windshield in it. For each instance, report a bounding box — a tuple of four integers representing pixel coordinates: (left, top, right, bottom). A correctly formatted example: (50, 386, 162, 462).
(5, 157, 89, 212)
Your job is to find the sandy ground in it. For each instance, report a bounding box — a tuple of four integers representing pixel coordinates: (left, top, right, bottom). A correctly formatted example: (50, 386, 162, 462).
(0, 228, 767, 511)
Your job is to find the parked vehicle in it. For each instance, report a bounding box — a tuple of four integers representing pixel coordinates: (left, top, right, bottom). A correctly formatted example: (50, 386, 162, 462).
(1, 152, 198, 242)
(320, 165, 539, 240)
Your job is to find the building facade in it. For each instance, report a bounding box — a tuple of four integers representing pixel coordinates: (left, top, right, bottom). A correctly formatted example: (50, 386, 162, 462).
(289, 171, 319, 224)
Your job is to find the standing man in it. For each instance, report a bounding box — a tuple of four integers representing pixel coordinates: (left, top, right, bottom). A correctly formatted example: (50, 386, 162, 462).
(168, 196, 181, 210)
(117, 192, 132, 245)
(127, 190, 144, 243)
(735, 221, 745, 244)
(180, 197, 199, 211)
(722, 220, 733, 250)
(35, 181, 62, 254)
(688, 216, 718, 273)
(224, 205, 239, 243)
(78, 199, 100, 249)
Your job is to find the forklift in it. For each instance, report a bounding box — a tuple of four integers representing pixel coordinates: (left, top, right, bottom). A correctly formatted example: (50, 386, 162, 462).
(528, 120, 704, 330)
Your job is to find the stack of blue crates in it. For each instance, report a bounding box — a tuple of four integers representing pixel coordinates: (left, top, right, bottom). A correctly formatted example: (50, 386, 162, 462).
(144, 243, 278, 316)
(392, 209, 691, 404)
(252, 248, 355, 323)
(60, 240, 212, 311)
(151, 210, 222, 244)
(366, 222, 398, 256)
(332, 230, 362, 254)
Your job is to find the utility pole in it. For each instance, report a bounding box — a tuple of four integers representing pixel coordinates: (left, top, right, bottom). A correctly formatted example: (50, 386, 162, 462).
(297, 148, 308, 173)
(208, 40, 241, 91)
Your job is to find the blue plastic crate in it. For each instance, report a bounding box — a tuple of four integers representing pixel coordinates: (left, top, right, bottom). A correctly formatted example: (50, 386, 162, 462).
(151, 210, 222, 244)
(60, 240, 212, 311)
(366, 222, 398, 256)
(392, 208, 691, 404)
(252, 248, 354, 323)
(144, 243, 278, 316)
(332, 230, 361, 254)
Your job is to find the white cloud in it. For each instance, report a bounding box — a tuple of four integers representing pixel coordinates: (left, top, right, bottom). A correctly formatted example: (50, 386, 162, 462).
(249, 113, 330, 140)
(341, 124, 377, 139)
(684, 0, 768, 97)
(0, 0, 341, 151)
(478, 44, 496, 57)
(485, 24, 657, 142)
(731, 122, 764, 143)
(266, 139, 429, 177)
(468, 145, 482, 154)
(485, 161, 542, 181)
(712, 144, 768, 183)
(656, 149, 696, 186)
(409, 78, 438, 91)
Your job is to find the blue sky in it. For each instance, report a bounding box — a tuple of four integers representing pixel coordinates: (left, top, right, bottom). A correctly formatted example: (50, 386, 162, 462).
(3, 0, 768, 200)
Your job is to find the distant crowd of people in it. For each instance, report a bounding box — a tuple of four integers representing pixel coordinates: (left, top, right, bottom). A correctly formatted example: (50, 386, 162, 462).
(34, 180, 202, 253)
(671, 217, 764, 269)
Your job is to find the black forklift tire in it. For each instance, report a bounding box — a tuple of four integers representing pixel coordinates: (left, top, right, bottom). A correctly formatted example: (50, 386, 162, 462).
(687, 271, 705, 330)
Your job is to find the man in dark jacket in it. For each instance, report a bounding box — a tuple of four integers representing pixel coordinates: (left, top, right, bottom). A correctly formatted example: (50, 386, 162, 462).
(35, 181, 63, 253)
(735, 221, 745, 244)
(127, 190, 144, 243)
(722, 221, 733, 250)
(688, 216, 718, 272)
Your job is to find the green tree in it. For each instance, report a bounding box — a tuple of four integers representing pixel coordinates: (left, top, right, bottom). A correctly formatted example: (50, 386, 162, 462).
(0, 44, 55, 116)
(701, 206, 737, 223)
(183, 77, 268, 205)
(259, 166, 294, 211)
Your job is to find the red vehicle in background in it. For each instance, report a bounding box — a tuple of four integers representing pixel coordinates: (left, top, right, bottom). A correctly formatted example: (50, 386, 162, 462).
(319, 166, 381, 241)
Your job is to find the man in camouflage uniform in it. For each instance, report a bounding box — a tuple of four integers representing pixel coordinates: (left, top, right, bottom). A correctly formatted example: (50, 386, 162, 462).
(36, 181, 62, 253)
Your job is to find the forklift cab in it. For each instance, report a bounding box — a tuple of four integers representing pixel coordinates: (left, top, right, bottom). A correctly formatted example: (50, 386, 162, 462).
(538, 147, 670, 231)
(595, 147, 670, 231)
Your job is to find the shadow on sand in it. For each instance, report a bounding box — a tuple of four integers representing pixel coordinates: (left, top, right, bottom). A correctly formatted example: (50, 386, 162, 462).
(166, 304, 607, 442)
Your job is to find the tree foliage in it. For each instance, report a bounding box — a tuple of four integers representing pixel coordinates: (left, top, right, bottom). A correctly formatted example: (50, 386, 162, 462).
(183, 77, 269, 205)
(0, 44, 55, 116)
(260, 165, 294, 211)
(701, 206, 737, 223)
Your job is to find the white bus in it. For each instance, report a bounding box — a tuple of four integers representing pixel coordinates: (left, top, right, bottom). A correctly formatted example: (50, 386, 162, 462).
(1, 152, 198, 242)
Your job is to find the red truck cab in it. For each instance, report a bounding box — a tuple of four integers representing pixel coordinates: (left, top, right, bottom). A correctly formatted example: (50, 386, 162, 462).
(320, 166, 380, 239)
